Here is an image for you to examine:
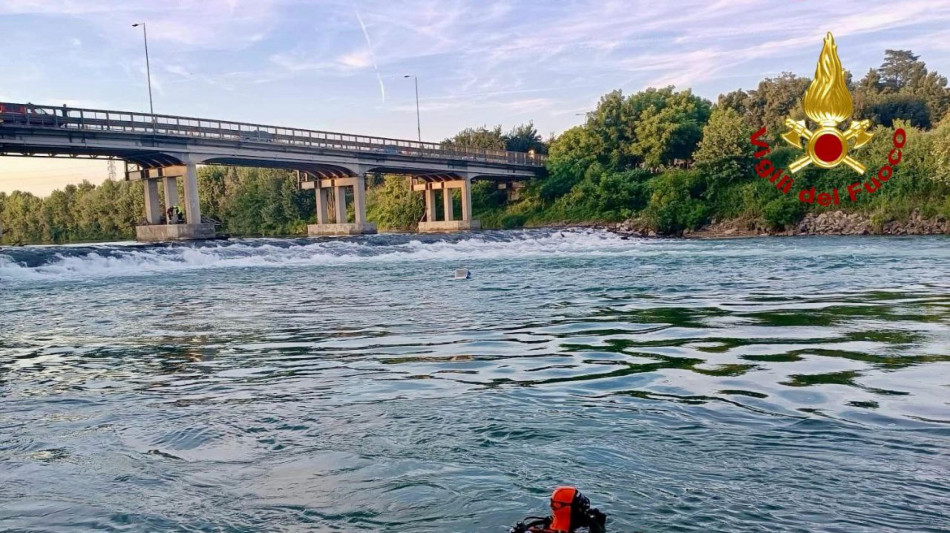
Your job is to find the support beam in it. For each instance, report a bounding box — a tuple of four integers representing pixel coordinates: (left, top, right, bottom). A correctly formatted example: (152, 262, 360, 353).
(443, 189, 454, 222)
(144, 178, 161, 225)
(334, 186, 347, 223)
(353, 175, 367, 225)
(306, 172, 376, 236)
(315, 188, 329, 225)
(183, 162, 201, 225)
(461, 177, 472, 222)
(163, 176, 179, 221)
(424, 187, 436, 222)
(416, 174, 481, 233)
(136, 163, 216, 242)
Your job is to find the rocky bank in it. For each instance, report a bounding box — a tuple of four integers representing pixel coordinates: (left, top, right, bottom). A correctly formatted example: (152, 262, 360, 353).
(611, 209, 950, 238)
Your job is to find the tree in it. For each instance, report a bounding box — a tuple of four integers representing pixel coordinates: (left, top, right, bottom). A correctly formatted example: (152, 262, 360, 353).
(933, 113, 950, 185)
(366, 175, 424, 230)
(442, 126, 505, 151)
(744, 72, 810, 138)
(586, 89, 638, 169)
(693, 107, 755, 188)
(907, 71, 950, 123)
(630, 88, 711, 168)
(543, 126, 600, 200)
(718, 89, 750, 117)
(505, 122, 547, 154)
(878, 50, 927, 92)
(866, 94, 932, 129)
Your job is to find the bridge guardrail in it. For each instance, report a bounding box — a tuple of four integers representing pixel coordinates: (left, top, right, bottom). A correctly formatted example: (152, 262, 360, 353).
(1, 103, 546, 167)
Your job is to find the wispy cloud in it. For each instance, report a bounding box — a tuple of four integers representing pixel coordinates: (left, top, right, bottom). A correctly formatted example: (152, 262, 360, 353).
(355, 10, 385, 103)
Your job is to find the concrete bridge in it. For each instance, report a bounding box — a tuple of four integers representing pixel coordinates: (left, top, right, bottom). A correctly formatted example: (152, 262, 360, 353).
(0, 102, 544, 240)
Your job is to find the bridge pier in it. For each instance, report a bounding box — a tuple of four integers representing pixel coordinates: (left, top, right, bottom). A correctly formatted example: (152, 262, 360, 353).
(144, 178, 162, 225)
(132, 163, 215, 242)
(302, 173, 377, 236)
(416, 175, 480, 233)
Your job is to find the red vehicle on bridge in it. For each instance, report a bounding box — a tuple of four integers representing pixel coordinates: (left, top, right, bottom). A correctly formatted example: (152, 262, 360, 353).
(0, 102, 62, 126)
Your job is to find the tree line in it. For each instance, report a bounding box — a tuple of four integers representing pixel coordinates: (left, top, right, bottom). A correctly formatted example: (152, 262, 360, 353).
(2, 48, 949, 244)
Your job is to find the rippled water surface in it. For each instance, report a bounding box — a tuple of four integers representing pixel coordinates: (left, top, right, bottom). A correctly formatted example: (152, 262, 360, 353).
(1, 230, 948, 532)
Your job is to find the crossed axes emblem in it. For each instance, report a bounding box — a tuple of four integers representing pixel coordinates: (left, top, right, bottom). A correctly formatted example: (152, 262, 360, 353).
(781, 118, 874, 174)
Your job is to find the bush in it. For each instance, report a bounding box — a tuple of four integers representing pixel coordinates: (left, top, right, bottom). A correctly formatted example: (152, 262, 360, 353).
(500, 213, 528, 228)
(643, 170, 710, 234)
(366, 175, 424, 231)
(762, 196, 804, 230)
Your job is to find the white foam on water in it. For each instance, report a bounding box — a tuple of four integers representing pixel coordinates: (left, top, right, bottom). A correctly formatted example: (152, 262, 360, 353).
(2, 231, 946, 283)
(0, 230, 644, 282)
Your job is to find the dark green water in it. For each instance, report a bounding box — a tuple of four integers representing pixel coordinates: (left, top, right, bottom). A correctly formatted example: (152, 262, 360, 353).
(1, 230, 948, 532)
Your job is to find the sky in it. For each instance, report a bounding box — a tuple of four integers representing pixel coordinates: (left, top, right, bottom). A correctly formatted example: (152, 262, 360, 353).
(2, 0, 950, 196)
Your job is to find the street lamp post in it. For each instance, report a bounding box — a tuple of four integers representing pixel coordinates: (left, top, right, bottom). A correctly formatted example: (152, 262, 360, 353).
(404, 74, 421, 142)
(132, 23, 154, 117)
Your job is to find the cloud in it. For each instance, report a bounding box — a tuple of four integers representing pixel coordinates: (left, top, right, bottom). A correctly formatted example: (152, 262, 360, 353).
(0, 0, 283, 50)
(355, 10, 386, 103)
(338, 49, 373, 69)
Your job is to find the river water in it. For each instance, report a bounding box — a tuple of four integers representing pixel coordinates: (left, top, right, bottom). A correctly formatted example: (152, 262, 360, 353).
(1, 230, 948, 532)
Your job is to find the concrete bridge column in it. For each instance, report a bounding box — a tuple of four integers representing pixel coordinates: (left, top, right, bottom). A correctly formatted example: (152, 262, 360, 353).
(443, 188, 454, 222)
(353, 175, 367, 225)
(424, 187, 436, 222)
(183, 162, 201, 225)
(334, 185, 347, 224)
(144, 178, 162, 225)
(416, 174, 481, 233)
(304, 173, 376, 236)
(163, 176, 179, 222)
(461, 177, 472, 223)
(315, 188, 329, 225)
(135, 162, 216, 242)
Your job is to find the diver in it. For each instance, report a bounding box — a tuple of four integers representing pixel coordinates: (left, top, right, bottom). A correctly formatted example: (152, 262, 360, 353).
(166, 206, 183, 224)
(510, 487, 607, 533)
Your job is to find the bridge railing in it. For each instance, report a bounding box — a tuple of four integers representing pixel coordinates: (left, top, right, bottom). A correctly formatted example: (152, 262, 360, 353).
(5, 103, 546, 167)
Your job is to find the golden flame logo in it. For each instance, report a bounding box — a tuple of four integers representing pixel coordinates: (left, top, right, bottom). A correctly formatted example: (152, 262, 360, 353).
(803, 34, 852, 125)
(782, 32, 873, 173)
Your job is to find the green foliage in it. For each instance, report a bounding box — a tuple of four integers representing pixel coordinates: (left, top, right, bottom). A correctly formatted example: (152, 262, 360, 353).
(366, 175, 424, 231)
(932, 114, 950, 184)
(216, 168, 311, 236)
(629, 88, 711, 168)
(694, 107, 755, 192)
(865, 94, 931, 129)
(471, 181, 506, 210)
(854, 50, 950, 129)
(505, 122, 548, 154)
(0, 180, 144, 244)
(643, 171, 709, 234)
(762, 195, 805, 230)
(442, 125, 506, 151)
(742, 72, 811, 140)
(546, 167, 651, 222)
(543, 126, 600, 201)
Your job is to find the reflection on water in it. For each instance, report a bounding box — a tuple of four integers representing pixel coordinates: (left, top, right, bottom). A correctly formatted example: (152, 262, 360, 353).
(1, 231, 948, 532)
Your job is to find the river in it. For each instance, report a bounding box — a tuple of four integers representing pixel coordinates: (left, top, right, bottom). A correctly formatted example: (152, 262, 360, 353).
(1, 230, 948, 532)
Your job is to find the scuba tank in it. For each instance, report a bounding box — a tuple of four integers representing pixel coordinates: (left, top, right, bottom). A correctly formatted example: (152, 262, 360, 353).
(509, 486, 607, 533)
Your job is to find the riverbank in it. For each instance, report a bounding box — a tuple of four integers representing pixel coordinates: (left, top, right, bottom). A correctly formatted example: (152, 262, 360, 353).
(608, 209, 950, 239)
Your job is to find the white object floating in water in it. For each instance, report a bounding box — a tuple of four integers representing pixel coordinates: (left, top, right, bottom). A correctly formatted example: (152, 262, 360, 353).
(454, 268, 471, 280)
